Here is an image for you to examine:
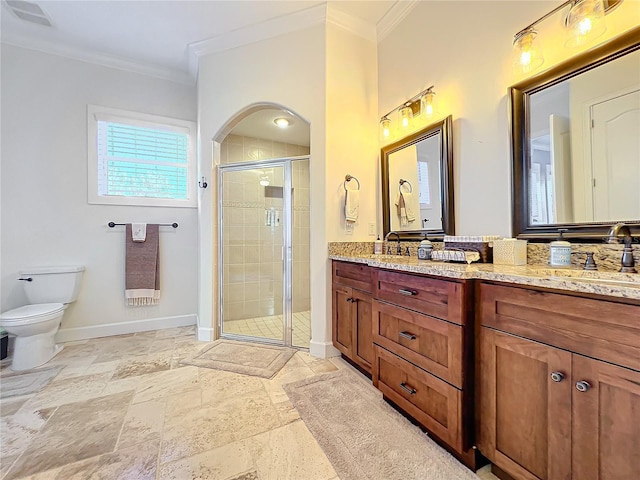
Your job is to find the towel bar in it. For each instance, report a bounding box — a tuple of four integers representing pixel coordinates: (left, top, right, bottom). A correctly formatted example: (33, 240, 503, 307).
(108, 222, 178, 228)
(399, 179, 413, 193)
(344, 174, 360, 191)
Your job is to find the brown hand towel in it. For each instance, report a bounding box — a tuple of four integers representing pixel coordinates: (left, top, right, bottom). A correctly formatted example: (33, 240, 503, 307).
(125, 223, 160, 306)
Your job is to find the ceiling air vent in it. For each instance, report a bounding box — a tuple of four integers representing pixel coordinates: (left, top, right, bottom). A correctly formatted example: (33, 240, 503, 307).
(5, 0, 52, 27)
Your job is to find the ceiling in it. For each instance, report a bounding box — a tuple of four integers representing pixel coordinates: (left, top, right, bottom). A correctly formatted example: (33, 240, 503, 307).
(1, 0, 409, 84)
(1, 1, 414, 146)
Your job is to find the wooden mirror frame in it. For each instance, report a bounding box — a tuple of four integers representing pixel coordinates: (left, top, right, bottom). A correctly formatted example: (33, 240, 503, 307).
(511, 26, 640, 241)
(381, 115, 454, 240)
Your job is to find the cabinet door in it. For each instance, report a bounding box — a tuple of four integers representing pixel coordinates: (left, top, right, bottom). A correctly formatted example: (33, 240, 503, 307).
(332, 285, 353, 355)
(479, 328, 572, 480)
(572, 355, 640, 480)
(353, 290, 373, 371)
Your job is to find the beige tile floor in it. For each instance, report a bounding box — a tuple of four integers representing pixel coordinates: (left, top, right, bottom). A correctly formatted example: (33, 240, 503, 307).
(0, 326, 499, 480)
(223, 311, 311, 348)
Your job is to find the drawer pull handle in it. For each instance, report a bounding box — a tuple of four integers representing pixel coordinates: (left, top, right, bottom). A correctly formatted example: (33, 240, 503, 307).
(575, 381, 591, 393)
(550, 372, 565, 383)
(346, 297, 356, 303)
(398, 288, 418, 296)
(399, 382, 416, 395)
(399, 331, 417, 340)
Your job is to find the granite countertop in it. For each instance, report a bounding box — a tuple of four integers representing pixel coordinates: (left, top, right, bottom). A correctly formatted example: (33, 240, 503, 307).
(329, 253, 640, 301)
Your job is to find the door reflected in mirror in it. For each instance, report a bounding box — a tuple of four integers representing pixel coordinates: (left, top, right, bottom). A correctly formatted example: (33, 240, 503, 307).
(381, 116, 454, 239)
(528, 49, 640, 226)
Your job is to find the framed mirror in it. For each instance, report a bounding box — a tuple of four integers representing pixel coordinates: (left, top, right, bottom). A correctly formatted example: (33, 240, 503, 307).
(381, 115, 454, 240)
(511, 26, 640, 240)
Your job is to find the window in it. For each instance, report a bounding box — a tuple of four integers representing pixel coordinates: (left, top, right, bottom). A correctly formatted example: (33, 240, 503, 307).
(88, 105, 197, 207)
(417, 160, 431, 205)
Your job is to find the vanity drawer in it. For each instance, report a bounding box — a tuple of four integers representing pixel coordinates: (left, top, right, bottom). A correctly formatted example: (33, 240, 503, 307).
(479, 282, 640, 372)
(373, 345, 462, 452)
(332, 261, 372, 293)
(373, 299, 463, 388)
(374, 269, 465, 324)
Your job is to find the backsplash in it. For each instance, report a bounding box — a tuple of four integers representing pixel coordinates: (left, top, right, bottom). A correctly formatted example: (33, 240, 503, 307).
(329, 241, 639, 273)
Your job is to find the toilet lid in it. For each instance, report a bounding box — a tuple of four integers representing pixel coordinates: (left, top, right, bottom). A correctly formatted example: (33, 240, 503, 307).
(0, 303, 64, 321)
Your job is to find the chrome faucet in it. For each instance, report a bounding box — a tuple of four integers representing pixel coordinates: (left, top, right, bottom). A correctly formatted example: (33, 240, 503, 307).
(384, 231, 402, 255)
(605, 223, 637, 273)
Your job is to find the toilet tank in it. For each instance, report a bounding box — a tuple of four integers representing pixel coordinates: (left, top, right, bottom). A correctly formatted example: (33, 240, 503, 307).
(20, 266, 85, 305)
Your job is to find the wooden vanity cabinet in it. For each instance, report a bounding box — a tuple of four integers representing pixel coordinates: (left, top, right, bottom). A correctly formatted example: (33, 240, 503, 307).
(372, 269, 478, 468)
(332, 261, 374, 373)
(478, 282, 640, 480)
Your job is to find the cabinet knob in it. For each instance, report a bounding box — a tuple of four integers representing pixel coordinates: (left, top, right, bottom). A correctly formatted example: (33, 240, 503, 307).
(550, 371, 565, 383)
(346, 297, 356, 303)
(575, 381, 591, 392)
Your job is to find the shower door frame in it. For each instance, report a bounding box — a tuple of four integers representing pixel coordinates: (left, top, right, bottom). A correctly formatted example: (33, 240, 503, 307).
(218, 156, 307, 347)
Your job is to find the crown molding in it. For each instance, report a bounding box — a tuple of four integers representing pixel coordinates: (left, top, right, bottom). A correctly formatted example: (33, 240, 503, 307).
(1, 31, 194, 86)
(188, 3, 327, 78)
(326, 4, 377, 43)
(377, 0, 420, 41)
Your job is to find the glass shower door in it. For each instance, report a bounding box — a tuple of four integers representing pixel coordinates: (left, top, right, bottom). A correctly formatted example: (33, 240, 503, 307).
(220, 164, 285, 344)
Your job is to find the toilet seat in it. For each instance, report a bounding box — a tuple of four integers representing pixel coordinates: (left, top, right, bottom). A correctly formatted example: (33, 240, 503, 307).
(0, 303, 64, 325)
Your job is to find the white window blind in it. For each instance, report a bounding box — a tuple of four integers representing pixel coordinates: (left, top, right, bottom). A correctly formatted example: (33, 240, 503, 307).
(418, 161, 431, 205)
(88, 105, 196, 208)
(97, 122, 188, 199)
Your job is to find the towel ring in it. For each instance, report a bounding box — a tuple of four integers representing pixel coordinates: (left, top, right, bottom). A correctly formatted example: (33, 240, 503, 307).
(399, 179, 413, 193)
(344, 174, 360, 191)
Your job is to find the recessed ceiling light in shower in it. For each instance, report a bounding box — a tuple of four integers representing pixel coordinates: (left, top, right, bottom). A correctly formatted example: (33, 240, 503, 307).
(274, 118, 290, 128)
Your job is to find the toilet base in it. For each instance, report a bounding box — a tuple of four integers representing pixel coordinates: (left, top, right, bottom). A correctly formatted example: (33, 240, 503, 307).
(11, 331, 64, 371)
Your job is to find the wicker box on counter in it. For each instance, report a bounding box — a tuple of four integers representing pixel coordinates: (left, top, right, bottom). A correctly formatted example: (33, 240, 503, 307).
(443, 236, 501, 264)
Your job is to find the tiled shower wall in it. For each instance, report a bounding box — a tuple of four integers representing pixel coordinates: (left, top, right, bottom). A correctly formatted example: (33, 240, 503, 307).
(221, 134, 310, 322)
(221, 134, 310, 164)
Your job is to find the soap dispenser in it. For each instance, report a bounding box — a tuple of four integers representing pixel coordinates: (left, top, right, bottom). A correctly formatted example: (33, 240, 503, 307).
(550, 229, 572, 267)
(417, 235, 433, 260)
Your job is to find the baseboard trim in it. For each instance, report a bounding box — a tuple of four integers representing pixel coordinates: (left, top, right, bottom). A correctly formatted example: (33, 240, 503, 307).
(56, 314, 197, 343)
(197, 327, 214, 342)
(309, 340, 341, 359)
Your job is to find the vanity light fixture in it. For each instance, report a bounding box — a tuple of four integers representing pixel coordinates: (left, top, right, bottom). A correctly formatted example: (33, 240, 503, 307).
(273, 118, 290, 128)
(259, 175, 270, 186)
(512, 0, 621, 73)
(379, 85, 437, 138)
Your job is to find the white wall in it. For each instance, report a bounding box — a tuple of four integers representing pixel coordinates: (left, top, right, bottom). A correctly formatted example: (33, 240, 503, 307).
(1, 45, 198, 340)
(378, 0, 640, 237)
(198, 24, 327, 350)
(198, 17, 378, 356)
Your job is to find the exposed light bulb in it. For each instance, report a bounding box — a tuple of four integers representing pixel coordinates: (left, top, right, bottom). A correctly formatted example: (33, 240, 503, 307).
(565, 0, 606, 47)
(420, 89, 435, 117)
(513, 29, 543, 73)
(399, 105, 412, 128)
(380, 117, 391, 138)
(578, 17, 592, 35)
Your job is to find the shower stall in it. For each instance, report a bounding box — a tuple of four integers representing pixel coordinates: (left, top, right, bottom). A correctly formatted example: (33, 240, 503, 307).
(218, 157, 310, 348)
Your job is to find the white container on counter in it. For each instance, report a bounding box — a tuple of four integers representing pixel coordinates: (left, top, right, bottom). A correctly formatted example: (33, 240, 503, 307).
(549, 230, 572, 266)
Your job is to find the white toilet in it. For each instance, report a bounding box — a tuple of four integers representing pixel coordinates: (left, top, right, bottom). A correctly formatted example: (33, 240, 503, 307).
(0, 265, 84, 371)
